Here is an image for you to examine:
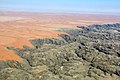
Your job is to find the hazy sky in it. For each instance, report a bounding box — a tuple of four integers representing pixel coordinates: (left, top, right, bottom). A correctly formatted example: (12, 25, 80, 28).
(0, 0, 120, 13)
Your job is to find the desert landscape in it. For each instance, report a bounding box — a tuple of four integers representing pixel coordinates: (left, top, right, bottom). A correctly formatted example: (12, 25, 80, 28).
(0, 0, 120, 80)
(0, 11, 120, 61)
(0, 11, 120, 80)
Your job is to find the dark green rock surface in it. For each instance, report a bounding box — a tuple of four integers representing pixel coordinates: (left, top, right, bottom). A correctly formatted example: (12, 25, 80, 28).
(0, 23, 120, 80)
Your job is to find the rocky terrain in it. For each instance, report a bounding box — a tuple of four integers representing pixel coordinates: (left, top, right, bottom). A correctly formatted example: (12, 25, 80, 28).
(0, 23, 120, 80)
(1, 12, 120, 61)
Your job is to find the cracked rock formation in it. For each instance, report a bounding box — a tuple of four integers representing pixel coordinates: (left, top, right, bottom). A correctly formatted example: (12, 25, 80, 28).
(0, 23, 120, 80)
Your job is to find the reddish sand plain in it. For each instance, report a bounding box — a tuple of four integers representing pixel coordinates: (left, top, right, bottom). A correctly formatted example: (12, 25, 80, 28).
(0, 11, 120, 61)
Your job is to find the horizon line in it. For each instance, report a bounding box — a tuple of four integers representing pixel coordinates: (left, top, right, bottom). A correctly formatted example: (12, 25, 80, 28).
(0, 9, 120, 16)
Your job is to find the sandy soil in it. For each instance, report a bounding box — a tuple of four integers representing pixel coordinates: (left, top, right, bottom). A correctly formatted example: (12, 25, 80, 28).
(0, 11, 120, 61)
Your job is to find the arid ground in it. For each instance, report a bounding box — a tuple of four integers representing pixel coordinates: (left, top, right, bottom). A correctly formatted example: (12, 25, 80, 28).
(0, 11, 120, 61)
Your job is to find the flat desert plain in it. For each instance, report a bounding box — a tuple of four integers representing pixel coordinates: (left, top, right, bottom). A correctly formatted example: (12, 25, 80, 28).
(0, 11, 120, 61)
